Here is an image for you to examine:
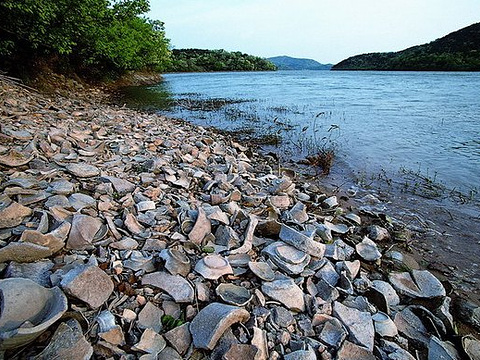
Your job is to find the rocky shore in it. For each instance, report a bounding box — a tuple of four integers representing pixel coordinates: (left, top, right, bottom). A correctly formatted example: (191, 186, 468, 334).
(0, 75, 479, 359)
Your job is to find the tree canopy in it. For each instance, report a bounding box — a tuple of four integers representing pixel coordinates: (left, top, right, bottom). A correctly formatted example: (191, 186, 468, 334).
(0, 0, 171, 78)
(168, 49, 277, 72)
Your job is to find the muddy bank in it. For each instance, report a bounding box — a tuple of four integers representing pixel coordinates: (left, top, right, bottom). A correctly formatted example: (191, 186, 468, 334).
(0, 75, 479, 359)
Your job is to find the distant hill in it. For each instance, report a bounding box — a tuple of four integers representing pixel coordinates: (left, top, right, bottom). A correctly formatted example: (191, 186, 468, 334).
(268, 56, 332, 70)
(332, 22, 480, 71)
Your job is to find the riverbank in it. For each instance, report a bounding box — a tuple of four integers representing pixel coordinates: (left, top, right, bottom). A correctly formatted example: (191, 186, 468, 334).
(0, 75, 479, 359)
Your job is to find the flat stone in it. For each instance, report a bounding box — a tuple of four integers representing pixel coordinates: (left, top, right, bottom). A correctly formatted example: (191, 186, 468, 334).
(262, 241, 310, 275)
(100, 176, 135, 194)
(142, 271, 194, 303)
(355, 236, 382, 261)
(251, 327, 268, 360)
(224, 344, 260, 360)
(159, 248, 191, 277)
(216, 283, 252, 306)
(248, 261, 275, 281)
(48, 180, 75, 195)
(67, 214, 103, 250)
(394, 306, 431, 348)
(389, 270, 446, 300)
(368, 225, 390, 241)
(32, 319, 93, 360)
(0, 202, 32, 229)
(215, 225, 241, 249)
(336, 340, 376, 360)
(372, 312, 398, 337)
(68, 193, 96, 210)
(288, 202, 309, 223)
(163, 322, 192, 355)
(333, 301, 374, 351)
(157, 347, 182, 360)
(271, 306, 295, 328)
(45, 195, 70, 208)
(65, 163, 100, 178)
(5, 260, 54, 286)
(0, 242, 52, 263)
(0, 150, 33, 167)
(138, 302, 164, 333)
(189, 302, 250, 350)
(428, 336, 460, 360)
(279, 224, 325, 258)
(319, 318, 347, 348)
(283, 348, 317, 360)
(60, 264, 114, 308)
(261, 278, 305, 312)
(136, 200, 156, 212)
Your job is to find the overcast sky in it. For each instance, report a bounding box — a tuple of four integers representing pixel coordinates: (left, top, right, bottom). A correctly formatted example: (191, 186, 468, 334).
(148, 1, 480, 64)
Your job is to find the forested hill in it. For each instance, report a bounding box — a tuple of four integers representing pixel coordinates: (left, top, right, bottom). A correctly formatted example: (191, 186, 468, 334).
(268, 56, 332, 70)
(167, 49, 277, 72)
(332, 22, 480, 71)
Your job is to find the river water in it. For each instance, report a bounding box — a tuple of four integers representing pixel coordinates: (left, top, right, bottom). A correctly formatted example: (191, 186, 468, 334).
(122, 70, 480, 296)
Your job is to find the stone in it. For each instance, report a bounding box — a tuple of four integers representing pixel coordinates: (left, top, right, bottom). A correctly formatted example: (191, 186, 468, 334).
(189, 302, 250, 350)
(138, 302, 164, 333)
(380, 340, 416, 360)
(123, 251, 155, 272)
(283, 348, 317, 360)
(261, 278, 305, 312)
(279, 224, 325, 258)
(32, 319, 93, 360)
(316, 259, 340, 286)
(251, 327, 268, 360)
(355, 236, 381, 261)
(194, 254, 233, 280)
(333, 301, 374, 351)
(0, 150, 33, 167)
(368, 225, 390, 241)
(371, 280, 400, 307)
(462, 335, 480, 360)
(157, 347, 182, 360)
(48, 179, 75, 195)
(262, 241, 310, 275)
(142, 271, 194, 303)
(336, 340, 376, 360)
(0, 202, 32, 228)
(68, 193, 96, 210)
(271, 306, 295, 328)
(215, 225, 241, 249)
(164, 322, 192, 355)
(224, 344, 260, 360)
(5, 260, 54, 286)
(136, 200, 156, 212)
(372, 312, 398, 337)
(65, 163, 100, 178)
(428, 336, 461, 360)
(319, 318, 347, 348)
(159, 248, 191, 277)
(394, 306, 431, 348)
(60, 264, 114, 308)
(67, 214, 103, 250)
(288, 202, 309, 223)
(96, 310, 125, 346)
(389, 270, 446, 301)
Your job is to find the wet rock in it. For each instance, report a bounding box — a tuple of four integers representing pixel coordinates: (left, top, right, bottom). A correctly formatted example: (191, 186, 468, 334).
(189, 302, 250, 350)
(262, 278, 305, 312)
(164, 322, 192, 355)
(462, 335, 480, 360)
(32, 319, 93, 360)
(138, 302, 164, 333)
(194, 254, 233, 280)
(67, 214, 103, 250)
(453, 298, 480, 332)
(0, 278, 68, 350)
(142, 271, 195, 303)
(65, 163, 100, 178)
(279, 224, 325, 258)
(60, 263, 113, 308)
(0, 201, 32, 229)
(368, 225, 390, 241)
(333, 301, 374, 351)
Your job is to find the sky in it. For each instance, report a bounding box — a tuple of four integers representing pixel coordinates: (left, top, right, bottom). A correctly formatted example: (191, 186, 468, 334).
(148, 0, 480, 64)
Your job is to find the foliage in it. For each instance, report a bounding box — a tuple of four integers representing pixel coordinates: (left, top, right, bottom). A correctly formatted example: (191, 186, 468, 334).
(0, 0, 171, 78)
(332, 22, 480, 71)
(168, 49, 276, 72)
(268, 56, 332, 70)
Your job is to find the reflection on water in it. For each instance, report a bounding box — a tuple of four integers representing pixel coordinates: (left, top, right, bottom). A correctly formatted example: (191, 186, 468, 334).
(122, 71, 480, 203)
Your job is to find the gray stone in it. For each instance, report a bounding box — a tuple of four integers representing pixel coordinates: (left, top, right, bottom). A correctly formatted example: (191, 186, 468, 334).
(337, 340, 376, 360)
(355, 236, 381, 261)
(215, 225, 241, 249)
(67, 214, 103, 250)
(428, 336, 461, 360)
(271, 306, 295, 328)
(262, 241, 310, 275)
(194, 254, 233, 280)
(389, 270, 446, 301)
(132, 328, 166, 354)
(138, 302, 164, 333)
(319, 318, 347, 348)
(65, 163, 100, 178)
(189, 302, 250, 350)
(47, 179, 75, 195)
(164, 322, 192, 355)
(142, 271, 194, 303)
(100, 175, 135, 194)
(5, 260, 54, 286)
(279, 224, 325, 258)
(283, 348, 317, 360)
(248, 261, 275, 281)
(333, 301, 374, 351)
(394, 306, 431, 348)
(188, 207, 211, 245)
(68, 193, 96, 210)
(0, 202, 32, 229)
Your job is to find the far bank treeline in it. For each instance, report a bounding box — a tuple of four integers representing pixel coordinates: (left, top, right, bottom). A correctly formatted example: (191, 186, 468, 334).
(167, 49, 276, 72)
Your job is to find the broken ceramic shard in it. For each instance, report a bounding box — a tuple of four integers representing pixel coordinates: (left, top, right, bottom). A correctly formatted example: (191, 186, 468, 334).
(216, 283, 252, 306)
(142, 271, 195, 303)
(189, 302, 250, 350)
(279, 224, 325, 258)
(333, 301, 375, 351)
(355, 236, 382, 261)
(248, 261, 275, 282)
(262, 241, 310, 275)
(0, 278, 68, 350)
(194, 254, 233, 280)
(389, 270, 446, 301)
(159, 248, 191, 277)
(261, 278, 305, 312)
(0, 201, 32, 229)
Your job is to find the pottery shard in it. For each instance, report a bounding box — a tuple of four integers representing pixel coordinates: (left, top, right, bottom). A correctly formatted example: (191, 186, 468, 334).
(138, 302, 164, 333)
(333, 301, 375, 351)
(0, 150, 34, 167)
(279, 224, 325, 258)
(164, 322, 192, 355)
(0, 202, 32, 229)
(389, 270, 446, 300)
(142, 271, 194, 303)
(189, 302, 250, 350)
(261, 278, 305, 312)
(188, 208, 211, 245)
(100, 176, 135, 194)
(60, 265, 114, 308)
(65, 163, 100, 178)
(33, 319, 93, 360)
(337, 340, 376, 360)
(67, 214, 102, 250)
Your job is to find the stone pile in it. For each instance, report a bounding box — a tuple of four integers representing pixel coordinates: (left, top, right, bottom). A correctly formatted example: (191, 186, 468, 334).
(0, 77, 479, 359)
